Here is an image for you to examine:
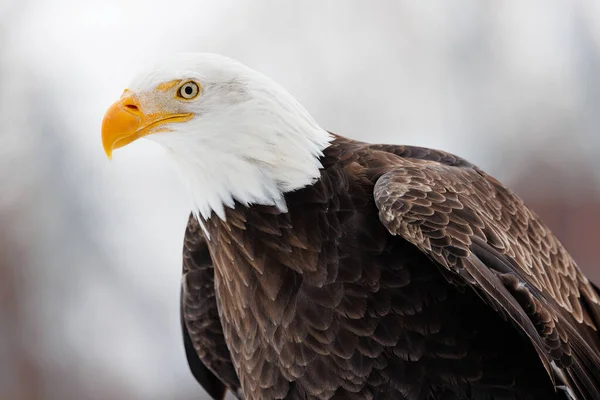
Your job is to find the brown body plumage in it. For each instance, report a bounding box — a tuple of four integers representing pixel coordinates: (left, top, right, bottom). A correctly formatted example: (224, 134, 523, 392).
(181, 135, 600, 400)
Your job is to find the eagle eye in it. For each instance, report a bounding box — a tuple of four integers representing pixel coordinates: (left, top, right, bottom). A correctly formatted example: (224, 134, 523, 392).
(177, 81, 200, 100)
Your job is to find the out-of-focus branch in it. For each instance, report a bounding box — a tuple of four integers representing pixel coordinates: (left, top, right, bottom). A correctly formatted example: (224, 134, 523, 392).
(0, 217, 42, 400)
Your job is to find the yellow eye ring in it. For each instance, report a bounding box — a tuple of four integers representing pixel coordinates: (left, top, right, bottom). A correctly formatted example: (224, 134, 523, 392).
(177, 81, 200, 100)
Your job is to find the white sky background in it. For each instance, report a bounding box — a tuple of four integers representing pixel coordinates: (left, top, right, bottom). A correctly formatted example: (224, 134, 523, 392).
(2, 1, 600, 399)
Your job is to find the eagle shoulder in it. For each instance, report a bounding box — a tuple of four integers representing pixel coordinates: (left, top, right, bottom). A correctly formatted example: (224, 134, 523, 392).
(372, 154, 600, 400)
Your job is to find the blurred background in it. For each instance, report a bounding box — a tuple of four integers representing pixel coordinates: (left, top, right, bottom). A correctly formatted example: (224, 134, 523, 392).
(1, 1, 600, 399)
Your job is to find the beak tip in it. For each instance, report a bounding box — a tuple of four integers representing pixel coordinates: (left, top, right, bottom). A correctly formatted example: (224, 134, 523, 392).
(103, 142, 113, 160)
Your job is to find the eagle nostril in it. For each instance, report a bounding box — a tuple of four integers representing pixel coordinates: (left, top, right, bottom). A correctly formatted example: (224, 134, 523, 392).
(125, 104, 139, 112)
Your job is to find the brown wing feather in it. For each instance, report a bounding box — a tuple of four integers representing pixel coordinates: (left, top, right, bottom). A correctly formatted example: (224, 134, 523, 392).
(373, 158, 600, 399)
(181, 214, 242, 399)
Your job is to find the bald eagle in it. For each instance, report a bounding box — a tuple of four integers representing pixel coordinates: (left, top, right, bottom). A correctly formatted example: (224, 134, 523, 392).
(101, 54, 600, 400)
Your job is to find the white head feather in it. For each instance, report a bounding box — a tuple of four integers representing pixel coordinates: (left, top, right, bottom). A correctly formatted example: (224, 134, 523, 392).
(127, 53, 332, 228)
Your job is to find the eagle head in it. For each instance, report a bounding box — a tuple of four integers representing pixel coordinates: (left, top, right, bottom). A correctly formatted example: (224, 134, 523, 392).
(102, 53, 331, 222)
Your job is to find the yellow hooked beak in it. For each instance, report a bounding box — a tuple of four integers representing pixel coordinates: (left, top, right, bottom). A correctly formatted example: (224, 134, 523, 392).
(101, 91, 193, 159)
